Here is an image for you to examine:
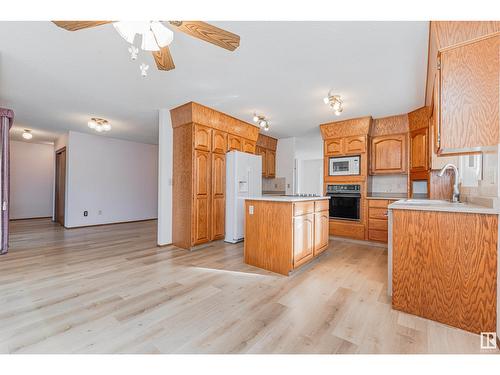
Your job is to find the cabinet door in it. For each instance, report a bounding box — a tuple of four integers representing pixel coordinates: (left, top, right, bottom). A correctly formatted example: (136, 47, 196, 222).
(345, 136, 366, 154)
(227, 134, 243, 151)
(267, 150, 276, 178)
(194, 124, 211, 151)
(212, 129, 227, 154)
(324, 139, 343, 156)
(293, 213, 314, 268)
(438, 35, 499, 154)
(193, 150, 210, 245)
(314, 211, 329, 255)
(256, 146, 267, 177)
(410, 127, 429, 172)
(370, 134, 407, 174)
(211, 153, 225, 240)
(242, 139, 256, 154)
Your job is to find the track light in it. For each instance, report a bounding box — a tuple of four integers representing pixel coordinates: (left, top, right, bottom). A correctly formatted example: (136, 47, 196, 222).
(22, 129, 33, 140)
(324, 91, 344, 115)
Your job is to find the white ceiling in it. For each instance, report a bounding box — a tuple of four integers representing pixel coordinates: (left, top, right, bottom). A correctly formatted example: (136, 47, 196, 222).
(0, 21, 429, 145)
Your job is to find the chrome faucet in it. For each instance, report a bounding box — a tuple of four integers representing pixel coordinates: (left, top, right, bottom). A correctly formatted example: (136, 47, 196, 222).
(438, 163, 460, 203)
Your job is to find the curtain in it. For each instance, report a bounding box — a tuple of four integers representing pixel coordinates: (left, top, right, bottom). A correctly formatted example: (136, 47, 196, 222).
(0, 108, 14, 255)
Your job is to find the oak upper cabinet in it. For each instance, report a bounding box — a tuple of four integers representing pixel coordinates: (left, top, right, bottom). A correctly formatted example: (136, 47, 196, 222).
(293, 213, 314, 268)
(324, 138, 343, 156)
(193, 150, 211, 245)
(227, 134, 243, 151)
(436, 34, 499, 154)
(409, 127, 429, 172)
(212, 129, 227, 154)
(242, 139, 256, 154)
(370, 134, 407, 174)
(256, 146, 267, 176)
(345, 136, 366, 154)
(267, 150, 276, 178)
(194, 124, 211, 151)
(211, 153, 225, 240)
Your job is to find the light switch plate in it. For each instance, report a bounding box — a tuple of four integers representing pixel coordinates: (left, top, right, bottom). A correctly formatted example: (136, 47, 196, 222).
(249, 205, 254, 215)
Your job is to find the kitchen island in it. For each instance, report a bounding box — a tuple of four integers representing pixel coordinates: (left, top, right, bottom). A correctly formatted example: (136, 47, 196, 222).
(244, 196, 330, 275)
(388, 199, 498, 334)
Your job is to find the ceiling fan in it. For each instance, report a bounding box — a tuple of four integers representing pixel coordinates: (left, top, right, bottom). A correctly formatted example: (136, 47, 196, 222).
(52, 21, 240, 72)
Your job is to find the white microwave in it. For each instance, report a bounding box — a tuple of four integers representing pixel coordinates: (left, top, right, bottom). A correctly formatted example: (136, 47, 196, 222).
(328, 155, 360, 176)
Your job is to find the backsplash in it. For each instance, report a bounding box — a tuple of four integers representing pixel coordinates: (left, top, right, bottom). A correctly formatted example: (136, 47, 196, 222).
(459, 146, 499, 208)
(368, 175, 407, 194)
(262, 177, 286, 193)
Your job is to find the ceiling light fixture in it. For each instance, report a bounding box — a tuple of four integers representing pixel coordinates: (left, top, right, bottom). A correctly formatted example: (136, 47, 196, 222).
(324, 92, 344, 116)
(87, 118, 111, 133)
(22, 129, 33, 140)
(252, 114, 271, 132)
(113, 21, 174, 52)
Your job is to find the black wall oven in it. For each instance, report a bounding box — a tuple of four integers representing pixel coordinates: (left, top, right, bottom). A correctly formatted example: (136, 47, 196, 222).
(326, 184, 361, 221)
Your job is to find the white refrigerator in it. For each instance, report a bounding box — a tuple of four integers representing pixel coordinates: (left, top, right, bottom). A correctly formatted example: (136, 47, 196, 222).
(225, 151, 262, 243)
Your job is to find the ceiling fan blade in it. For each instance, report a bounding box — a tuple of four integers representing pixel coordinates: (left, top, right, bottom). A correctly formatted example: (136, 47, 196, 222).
(168, 21, 240, 51)
(52, 21, 113, 31)
(152, 47, 175, 71)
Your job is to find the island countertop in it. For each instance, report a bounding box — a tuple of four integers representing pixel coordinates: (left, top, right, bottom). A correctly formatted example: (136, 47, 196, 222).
(245, 196, 330, 202)
(388, 199, 499, 215)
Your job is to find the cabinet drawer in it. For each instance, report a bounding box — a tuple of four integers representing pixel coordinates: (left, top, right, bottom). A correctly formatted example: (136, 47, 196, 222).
(368, 229, 388, 242)
(368, 199, 389, 208)
(314, 200, 329, 212)
(369, 218, 388, 231)
(294, 201, 314, 216)
(369, 207, 389, 220)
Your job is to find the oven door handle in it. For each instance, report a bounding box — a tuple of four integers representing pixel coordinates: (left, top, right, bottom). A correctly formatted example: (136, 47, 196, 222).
(328, 194, 361, 198)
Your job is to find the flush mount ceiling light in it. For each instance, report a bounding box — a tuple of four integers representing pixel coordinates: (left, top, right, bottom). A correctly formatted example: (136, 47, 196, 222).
(87, 118, 111, 133)
(22, 129, 33, 140)
(323, 91, 344, 116)
(252, 114, 270, 132)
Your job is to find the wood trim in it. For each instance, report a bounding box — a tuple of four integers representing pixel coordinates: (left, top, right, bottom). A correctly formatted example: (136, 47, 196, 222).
(320, 116, 372, 139)
(10, 216, 52, 221)
(370, 114, 409, 137)
(170, 102, 260, 141)
(64, 218, 157, 229)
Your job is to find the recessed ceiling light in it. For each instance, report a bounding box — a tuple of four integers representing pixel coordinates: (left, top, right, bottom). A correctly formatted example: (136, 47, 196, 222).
(22, 129, 33, 140)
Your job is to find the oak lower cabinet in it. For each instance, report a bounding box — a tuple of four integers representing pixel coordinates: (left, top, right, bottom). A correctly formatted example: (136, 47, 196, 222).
(367, 199, 398, 242)
(370, 134, 407, 174)
(391, 208, 498, 334)
(436, 34, 499, 154)
(293, 213, 314, 268)
(244, 198, 330, 275)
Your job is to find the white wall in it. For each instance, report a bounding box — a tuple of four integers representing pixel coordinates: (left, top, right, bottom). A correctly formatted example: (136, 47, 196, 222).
(65, 131, 158, 227)
(297, 159, 323, 195)
(157, 109, 173, 245)
(10, 141, 54, 219)
(276, 137, 296, 195)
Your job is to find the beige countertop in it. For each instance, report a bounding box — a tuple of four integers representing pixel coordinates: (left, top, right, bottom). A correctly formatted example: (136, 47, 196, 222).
(388, 199, 500, 215)
(366, 193, 408, 200)
(245, 196, 330, 202)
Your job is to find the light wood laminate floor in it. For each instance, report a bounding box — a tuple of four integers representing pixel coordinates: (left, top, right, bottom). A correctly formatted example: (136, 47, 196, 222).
(0, 219, 496, 354)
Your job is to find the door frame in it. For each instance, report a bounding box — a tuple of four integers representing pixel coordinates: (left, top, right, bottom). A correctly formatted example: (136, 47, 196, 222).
(54, 147, 66, 226)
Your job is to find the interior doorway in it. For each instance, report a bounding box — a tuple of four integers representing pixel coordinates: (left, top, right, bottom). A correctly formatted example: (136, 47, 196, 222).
(55, 147, 66, 226)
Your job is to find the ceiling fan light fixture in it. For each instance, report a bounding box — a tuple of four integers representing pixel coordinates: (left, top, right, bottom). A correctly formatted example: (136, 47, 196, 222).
(323, 97, 330, 105)
(141, 29, 160, 51)
(87, 120, 97, 129)
(113, 22, 138, 44)
(253, 115, 260, 123)
(150, 22, 174, 47)
(263, 124, 270, 132)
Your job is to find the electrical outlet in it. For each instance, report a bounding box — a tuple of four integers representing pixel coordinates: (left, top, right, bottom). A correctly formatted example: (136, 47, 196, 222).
(83, 211, 88, 217)
(249, 205, 254, 215)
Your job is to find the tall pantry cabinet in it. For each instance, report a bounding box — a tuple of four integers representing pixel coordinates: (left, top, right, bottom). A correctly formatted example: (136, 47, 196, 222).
(170, 102, 260, 250)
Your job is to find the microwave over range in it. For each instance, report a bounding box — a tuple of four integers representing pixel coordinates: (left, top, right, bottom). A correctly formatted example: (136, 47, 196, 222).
(328, 155, 360, 176)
